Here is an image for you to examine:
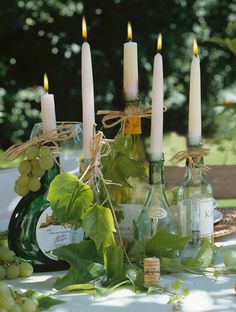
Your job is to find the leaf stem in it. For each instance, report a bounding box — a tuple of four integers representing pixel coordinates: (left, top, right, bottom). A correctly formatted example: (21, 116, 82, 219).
(100, 173, 131, 265)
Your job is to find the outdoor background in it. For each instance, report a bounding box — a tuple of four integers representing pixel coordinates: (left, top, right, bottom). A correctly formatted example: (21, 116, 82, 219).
(0, 0, 235, 166)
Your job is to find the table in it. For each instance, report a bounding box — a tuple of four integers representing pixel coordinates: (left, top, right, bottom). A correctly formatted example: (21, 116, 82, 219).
(1, 168, 236, 311)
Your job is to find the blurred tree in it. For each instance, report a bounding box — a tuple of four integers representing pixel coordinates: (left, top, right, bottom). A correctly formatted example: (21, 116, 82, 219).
(0, 0, 235, 149)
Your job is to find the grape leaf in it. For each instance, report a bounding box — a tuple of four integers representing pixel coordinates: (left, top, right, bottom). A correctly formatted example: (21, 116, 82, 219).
(224, 250, 236, 267)
(37, 296, 64, 311)
(101, 133, 146, 188)
(48, 173, 93, 226)
(194, 237, 214, 268)
(125, 265, 144, 292)
(83, 204, 116, 249)
(104, 246, 124, 283)
(145, 228, 193, 258)
(52, 241, 104, 289)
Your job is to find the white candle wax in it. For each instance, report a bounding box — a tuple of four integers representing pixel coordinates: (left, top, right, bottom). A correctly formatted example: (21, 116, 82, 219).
(188, 55, 201, 146)
(81, 41, 95, 160)
(150, 53, 163, 161)
(123, 41, 138, 100)
(40, 93, 57, 134)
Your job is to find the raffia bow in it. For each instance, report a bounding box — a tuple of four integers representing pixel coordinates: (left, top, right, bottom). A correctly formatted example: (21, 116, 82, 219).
(171, 148, 211, 172)
(80, 131, 112, 184)
(97, 105, 167, 129)
(1, 123, 78, 161)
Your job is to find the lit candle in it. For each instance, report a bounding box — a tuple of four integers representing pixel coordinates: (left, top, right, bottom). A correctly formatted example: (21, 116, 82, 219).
(150, 34, 163, 161)
(81, 16, 95, 160)
(123, 22, 138, 100)
(40, 73, 57, 134)
(188, 39, 201, 146)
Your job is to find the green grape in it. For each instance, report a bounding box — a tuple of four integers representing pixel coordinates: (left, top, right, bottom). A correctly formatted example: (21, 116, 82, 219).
(26, 146, 40, 160)
(18, 160, 31, 175)
(19, 262, 33, 278)
(0, 247, 16, 262)
(10, 304, 23, 312)
(14, 183, 30, 197)
(39, 145, 51, 157)
(0, 282, 15, 310)
(19, 298, 37, 312)
(31, 166, 45, 178)
(0, 266, 6, 280)
(6, 264, 20, 279)
(31, 159, 39, 167)
(28, 177, 41, 192)
(224, 251, 236, 267)
(39, 155, 54, 170)
(17, 175, 29, 187)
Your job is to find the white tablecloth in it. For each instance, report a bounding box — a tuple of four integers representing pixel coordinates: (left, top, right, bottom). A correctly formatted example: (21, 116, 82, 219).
(1, 168, 236, 311)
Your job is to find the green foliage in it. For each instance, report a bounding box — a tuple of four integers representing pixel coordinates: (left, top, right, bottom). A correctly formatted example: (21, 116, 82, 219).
(52, 241, 104, 289)
(145, 228, 193, 258)
(104, 246, 124, 284)
(48, 173, 93, 226)
(83, 204, 116, 249)
(101, 134, 146, 189)
(37, 296, 64, 311)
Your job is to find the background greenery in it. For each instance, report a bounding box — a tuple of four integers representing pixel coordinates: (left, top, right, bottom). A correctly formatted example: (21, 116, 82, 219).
(0, 0, 235, 160)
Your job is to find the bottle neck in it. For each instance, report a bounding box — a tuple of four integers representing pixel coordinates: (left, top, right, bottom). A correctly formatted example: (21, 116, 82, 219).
(123, 97, 142, 135)
(149, 160, 164, 187)
(43, 162, 60, 187)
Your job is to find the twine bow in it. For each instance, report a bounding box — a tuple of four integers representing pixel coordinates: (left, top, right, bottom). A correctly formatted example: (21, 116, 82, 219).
(80, 131, 112, 184)
(1, 123, 78, 161)
(97, 105, 167, 129)
(171, 148, 211, 172)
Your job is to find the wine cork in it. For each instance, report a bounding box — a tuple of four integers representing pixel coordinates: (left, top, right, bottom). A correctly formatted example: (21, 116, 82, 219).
(144, 257, 160, 287)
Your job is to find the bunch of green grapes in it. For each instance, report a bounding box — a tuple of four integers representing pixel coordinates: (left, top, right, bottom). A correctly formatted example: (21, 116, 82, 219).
(0, 282, 38, 312)
(0, 246, 33, 281)
(15, 146, 55, 196)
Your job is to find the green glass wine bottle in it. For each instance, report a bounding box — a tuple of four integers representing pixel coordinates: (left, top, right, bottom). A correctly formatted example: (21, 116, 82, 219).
(8, 163, 84, 272)
(135, 158, 177, 240)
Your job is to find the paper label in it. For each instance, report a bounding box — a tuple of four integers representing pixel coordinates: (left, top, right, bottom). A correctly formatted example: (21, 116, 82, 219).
(36, 207, 83, 260)
(149, 207, 167, 219)
(124, 117, 142, 135)
(118, 204, 143, 241)
(199, 198, 214, 237)
(180, 198, 213, 238)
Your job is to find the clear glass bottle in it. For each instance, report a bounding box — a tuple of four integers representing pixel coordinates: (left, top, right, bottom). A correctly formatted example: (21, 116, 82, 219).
(177, 142, 214, 256)
(135, 158, 177, 241)
(112, 98, 149, 244)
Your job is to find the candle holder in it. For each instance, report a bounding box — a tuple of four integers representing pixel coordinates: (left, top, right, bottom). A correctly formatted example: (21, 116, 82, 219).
(177, 137, 214, 258)
(134, 154, 178, 241)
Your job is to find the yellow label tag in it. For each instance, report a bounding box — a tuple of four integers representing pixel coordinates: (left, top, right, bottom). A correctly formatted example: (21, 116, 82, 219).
(124, 117, 142, 135)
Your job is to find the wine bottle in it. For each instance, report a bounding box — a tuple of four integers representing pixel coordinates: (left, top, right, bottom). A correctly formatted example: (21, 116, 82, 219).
(177, 142, 214, 257)
(8, 163, 84, 272)
(112, 97, 149, 244)
(135, 158, 177, 241)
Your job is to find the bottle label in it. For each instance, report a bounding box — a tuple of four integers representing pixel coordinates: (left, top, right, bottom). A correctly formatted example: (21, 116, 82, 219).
(149, 207, 167, 219)
(124, 117, 142, 135)
(199, 198, 214, 237)
(180, 198, 213, 238)
(117, 204, 143, 241)
(36, 207, 83, 260)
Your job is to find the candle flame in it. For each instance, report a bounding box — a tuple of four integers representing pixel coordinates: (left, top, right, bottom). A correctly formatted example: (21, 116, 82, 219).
(127, 21, 132, 41)
(82, 16, 87, 40)
(157, 33, 162, 51)
(193, 38, 198, 56)
(44, 73, 49, 93)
